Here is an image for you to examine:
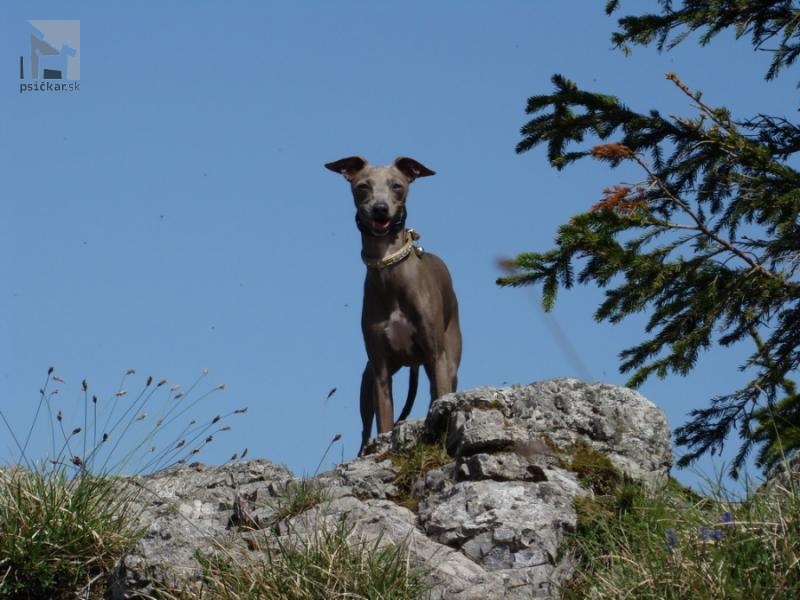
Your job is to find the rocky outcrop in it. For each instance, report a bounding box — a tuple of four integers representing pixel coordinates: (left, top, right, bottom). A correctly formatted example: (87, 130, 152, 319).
(110, 379, 672, 599)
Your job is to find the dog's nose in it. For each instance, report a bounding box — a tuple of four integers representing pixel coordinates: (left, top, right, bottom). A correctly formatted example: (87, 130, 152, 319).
(371, 203, 389, 219)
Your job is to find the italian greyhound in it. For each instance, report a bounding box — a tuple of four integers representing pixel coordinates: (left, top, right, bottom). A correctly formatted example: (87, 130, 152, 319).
(325, 156, 462, 455)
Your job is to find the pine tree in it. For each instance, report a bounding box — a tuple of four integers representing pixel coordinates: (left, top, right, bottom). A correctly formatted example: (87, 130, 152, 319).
(498, 0, 800, 477)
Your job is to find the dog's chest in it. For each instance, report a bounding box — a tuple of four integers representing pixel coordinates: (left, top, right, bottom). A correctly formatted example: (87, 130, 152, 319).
(383, 307, 417, 355)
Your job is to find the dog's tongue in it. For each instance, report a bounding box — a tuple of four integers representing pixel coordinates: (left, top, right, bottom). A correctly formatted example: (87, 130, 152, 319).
(374, 219, 391, 232)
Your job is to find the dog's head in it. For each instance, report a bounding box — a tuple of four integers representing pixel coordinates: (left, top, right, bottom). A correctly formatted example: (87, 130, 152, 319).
(325, 156, 435, 237)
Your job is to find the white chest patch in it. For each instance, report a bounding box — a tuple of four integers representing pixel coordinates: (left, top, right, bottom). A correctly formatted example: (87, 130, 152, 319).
(385, 308, 416, 352)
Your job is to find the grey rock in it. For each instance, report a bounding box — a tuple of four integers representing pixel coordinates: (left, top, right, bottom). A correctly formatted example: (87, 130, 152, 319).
(110, 460, 293, 597)
(328, 456, 400, 499)
(361, 418, 427, 456)
(512, 379, 673, 483)
(452, 409, 527, 456)
(428, 379, 672, 485)
(422, 462, 458, 495)
(108, 379, 673, 599)
(283, 496, 506, 599)
(418, 478, 583, 597)
(458, 452, 549, 482)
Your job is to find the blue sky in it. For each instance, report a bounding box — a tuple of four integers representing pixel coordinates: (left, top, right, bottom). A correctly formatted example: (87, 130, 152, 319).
(2, 1, 796, 491)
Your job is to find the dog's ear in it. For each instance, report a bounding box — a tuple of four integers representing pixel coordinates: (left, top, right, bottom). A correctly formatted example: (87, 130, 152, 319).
(324, 156, 367, 181)
(393, 157, 436, 182)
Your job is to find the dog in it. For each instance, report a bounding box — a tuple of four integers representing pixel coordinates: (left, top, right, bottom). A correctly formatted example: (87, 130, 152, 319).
(325, 156, 462, 454)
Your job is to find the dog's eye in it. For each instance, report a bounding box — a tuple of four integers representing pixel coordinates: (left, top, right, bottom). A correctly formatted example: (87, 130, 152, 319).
(356, 182, 370, 191)
(391, 183, 404, 192)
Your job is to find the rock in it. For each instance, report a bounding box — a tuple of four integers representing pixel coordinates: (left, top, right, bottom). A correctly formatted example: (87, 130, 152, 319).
(327, 456, 400, 500)
(458, 452, 550, 482)
(418, 478, 584, 598)
(427, 379, 672, 485)
(108, 379, 673, 599)
(109, 459, 293, 597)
(453, 409, 526, 455)
(361, 418, 428, 455)
(283, 496, 506, 599)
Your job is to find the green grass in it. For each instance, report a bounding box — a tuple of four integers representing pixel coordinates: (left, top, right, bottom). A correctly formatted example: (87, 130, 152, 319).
(187, 520, 428, 600)
(1, 367, 239, 477)
(177, 442, 436, 599)
(262, 478, 331, 530)
(0, 367, 241, 599)
(562, 441, 622, 496)
(0, 468, 142, 599)
(559, 472, 800, 599)
(5, 367, 799, 599)
(386, 437, 452, 511)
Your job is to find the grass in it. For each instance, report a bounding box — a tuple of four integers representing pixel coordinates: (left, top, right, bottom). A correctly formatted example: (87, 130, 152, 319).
(4, 366, 800, 599)
(562, 441, 622, 496)
(0, 367, 242, 477)
(261, 478, 331, 530)
(0, 366, 402, 599)
(0, 468, 141, 599)
(203, 458, 427, 599)
(188, 520, 428, 600)
(183, 436, 432, 599)
(559, 468, 800, 599)
(385, 436, 452, 511)
(0, 367, 243, 599)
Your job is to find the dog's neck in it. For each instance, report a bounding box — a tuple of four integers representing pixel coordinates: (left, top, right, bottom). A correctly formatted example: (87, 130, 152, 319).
(357, 207, 409, 265)
(360, 228, 406, 265)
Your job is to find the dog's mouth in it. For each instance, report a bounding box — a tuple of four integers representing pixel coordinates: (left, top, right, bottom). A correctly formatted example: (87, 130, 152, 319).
(369, 218, 393, 235)
(357, 207, 407, 238)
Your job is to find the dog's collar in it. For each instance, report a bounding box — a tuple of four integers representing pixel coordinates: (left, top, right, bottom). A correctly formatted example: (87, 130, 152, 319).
(362, 228, 424, 270)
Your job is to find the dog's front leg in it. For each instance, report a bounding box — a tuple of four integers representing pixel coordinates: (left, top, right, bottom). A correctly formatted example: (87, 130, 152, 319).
(370, 359, 395, 434)
(424, 351, 457, 404)
(358, 364, 376, 455)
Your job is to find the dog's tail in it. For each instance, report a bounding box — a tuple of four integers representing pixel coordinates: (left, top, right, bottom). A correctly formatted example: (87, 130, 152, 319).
(396, 365, 419, 423)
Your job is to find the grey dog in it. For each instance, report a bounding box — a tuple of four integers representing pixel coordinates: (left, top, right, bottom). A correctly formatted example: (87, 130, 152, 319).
(325, 156, 462, 454)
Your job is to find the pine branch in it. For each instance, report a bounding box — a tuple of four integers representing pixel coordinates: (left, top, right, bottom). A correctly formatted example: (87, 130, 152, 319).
(607, 0, 800, 82)
(506, 68, 800, 476)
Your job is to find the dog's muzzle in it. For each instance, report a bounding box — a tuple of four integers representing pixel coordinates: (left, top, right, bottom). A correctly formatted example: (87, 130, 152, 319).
(356, 206, 407, 238)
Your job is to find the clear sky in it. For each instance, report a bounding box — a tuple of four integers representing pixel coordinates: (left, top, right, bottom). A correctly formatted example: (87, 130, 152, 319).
(2, 1, 796, 491)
